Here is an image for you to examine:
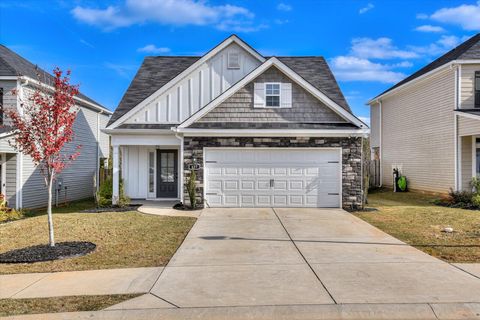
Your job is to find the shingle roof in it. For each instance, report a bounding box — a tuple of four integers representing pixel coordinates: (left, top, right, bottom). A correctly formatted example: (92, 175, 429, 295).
(107, 56, 200, 126)
(374, 33, 480, 100)
(108, 55, 352, 127)
(276, 57, 351, 112)
(0, 44, 106, 109)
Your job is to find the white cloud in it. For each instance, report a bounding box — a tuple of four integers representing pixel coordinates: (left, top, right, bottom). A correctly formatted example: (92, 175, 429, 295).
(359, 3, 374, 14)
(277, 3, 292, 11)
(350, 37, 419, 59)
(330, 56, 406, 83)
(137, 44, 171, 54)
(79, 39, 95, 48)
(104, 62, 135, 78)
(359, 116, 370, 126)
(408, 35, 465, 56)
(416, 13, 428, 19)
(430, 1, 480, 31)
(415, 25, 445, 33)
(72, 0, 262, 32)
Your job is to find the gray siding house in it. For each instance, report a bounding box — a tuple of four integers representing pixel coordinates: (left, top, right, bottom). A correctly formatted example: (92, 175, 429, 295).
(369, 33, 480, 193)
(105, 35, 368, 209)
(0, 45, 112, 209)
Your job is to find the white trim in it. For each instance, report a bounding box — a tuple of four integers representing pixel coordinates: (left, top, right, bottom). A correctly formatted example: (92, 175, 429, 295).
(0, 76, 19, 80)
(472, 135, 477, 180)
(147, 149, 156, 198)
(368, 59, 480, 105)
(202, 147, 343, 208)
(15, 152, 23, 209)
(176, 134, 184, 203)
(454, 68, 459, 191)
(102, 128, 174, 135)
(174, 128, 369, 137)
(107, 35, 265, 129)
(455, 110, 480, 121)
(379, 100, 383, 187)
(1, 153, 6, 197)
(261, 82, 282, 108)
(19, 76, 111, 115)
(179, 57, 366, 129)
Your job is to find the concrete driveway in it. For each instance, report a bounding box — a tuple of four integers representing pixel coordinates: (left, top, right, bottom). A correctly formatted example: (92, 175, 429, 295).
(146, 207, 480, 308)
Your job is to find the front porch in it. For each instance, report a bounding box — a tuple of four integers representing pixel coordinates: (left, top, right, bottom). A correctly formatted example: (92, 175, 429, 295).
(456, 110, 480, 191)
(111, 133, 185, 205)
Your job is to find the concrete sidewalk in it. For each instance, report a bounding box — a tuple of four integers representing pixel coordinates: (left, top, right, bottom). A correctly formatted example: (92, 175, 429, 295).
(4, 303, 480, 320)
(0, 267, 162, 299)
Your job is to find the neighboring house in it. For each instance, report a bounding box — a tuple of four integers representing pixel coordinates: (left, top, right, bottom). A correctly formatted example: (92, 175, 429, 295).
(105, 35, 368, 209)
(368, 33, 480, 193)
(0, 45, 112, 209)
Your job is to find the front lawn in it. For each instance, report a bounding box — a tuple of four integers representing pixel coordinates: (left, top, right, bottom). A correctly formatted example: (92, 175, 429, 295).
(355, 189, 480, 262)
(0, 209, 196, 274)
(0, 294, 141, 317)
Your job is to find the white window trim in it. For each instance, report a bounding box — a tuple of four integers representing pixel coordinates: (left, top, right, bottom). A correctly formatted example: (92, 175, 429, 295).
(263, 82, 282, 108)
(147, 149, 157, 199)
(227, 51, 241, 69)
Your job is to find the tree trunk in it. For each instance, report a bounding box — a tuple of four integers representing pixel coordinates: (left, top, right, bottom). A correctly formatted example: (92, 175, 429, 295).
(47, 174, 55, 246)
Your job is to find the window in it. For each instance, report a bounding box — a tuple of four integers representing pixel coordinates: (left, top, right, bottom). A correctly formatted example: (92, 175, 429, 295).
(227, 52, 240, 69)
(475, 71, 480, 108)
(160, 152, 175, 182)
(265, 83, 280, 107)
(148, 151, 155, 193)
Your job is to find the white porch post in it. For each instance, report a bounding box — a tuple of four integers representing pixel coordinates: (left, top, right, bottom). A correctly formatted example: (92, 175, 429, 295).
(112, 145, 120, 205)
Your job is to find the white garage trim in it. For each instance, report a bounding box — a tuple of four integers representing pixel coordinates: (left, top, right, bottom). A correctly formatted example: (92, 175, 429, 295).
(203, 147, 342, 208)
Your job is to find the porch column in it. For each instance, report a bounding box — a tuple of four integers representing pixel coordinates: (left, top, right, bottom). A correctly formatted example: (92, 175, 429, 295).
(112, 145, 120, 205)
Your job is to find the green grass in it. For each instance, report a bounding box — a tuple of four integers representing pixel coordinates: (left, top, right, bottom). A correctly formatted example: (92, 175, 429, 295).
(0, 294, 141, 317)
(0, 209, 196, 274)
(355, 189, 480, 262)
(23, 198, 98, 218)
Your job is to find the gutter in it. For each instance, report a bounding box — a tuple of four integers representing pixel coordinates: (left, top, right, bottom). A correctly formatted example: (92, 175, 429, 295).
(172, 127, 370, 137)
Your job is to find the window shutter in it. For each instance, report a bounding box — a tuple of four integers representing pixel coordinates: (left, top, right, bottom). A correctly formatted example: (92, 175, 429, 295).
(281, 83, 292, 108)
(253, 83, 265, 107)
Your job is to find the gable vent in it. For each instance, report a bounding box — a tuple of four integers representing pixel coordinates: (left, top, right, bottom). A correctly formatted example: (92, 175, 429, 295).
(227, 52, 240, 69)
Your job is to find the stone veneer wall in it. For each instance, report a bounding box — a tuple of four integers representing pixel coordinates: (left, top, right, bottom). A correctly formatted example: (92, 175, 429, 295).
(183, 136, 363, 209)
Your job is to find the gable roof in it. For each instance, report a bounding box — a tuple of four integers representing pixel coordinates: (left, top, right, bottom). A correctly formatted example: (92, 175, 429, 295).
(372, 33, 480, 101)
(0, 45, 108, 112)
(178, 57, 365, 129)
(108, 55, 353, 127)
(107, 56, 199, 126)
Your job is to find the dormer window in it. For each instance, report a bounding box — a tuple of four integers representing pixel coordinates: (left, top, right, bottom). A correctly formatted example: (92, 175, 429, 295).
(475, 71, 480, 108)
(265, 83, 280, 107)
(227, 52, 240, 69)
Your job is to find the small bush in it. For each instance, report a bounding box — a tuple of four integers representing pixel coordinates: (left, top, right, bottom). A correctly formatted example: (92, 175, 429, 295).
(96, 177, 130, 207)
(472, 194, 480, 208)
(0, 208, 23, 223)
(186, 170, 197, 209)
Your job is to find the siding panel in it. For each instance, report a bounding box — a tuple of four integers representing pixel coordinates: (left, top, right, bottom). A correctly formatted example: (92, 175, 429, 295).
(380, 68, 456, 192)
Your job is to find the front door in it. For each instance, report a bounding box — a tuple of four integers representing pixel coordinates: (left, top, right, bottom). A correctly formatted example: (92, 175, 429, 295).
(156, 150, 178, 198)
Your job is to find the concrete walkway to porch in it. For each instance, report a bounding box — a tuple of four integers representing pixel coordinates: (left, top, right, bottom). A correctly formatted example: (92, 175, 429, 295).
(134, 200, 202, 218)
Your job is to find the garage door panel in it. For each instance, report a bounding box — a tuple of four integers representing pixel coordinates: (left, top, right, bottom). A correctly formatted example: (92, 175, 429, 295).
(205, 149, 341, 208)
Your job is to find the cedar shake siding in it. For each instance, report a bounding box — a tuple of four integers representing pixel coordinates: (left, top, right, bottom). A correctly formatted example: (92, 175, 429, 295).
(196, 66, 347, 125)
(183, 136, 364, 209)
(379, 68, 456, 192)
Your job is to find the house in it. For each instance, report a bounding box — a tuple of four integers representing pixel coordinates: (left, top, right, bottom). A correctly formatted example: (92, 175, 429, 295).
(104, 35, 368, 209)
(368, 33, 480, 193)
(0, 45, 112, 209)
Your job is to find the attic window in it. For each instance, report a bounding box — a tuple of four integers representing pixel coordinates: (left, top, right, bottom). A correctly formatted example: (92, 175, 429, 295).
(227, 52, 240, 69)
(265, 83, 280, 107)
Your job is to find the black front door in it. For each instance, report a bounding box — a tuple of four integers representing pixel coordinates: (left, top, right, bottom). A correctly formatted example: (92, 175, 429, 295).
(156, 150, 178, 198)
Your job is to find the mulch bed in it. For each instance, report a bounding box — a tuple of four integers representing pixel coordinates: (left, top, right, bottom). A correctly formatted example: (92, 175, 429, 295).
(0, 241, 96, 263)
(173, 203, 203, 211)
(81, 204, 141, 213)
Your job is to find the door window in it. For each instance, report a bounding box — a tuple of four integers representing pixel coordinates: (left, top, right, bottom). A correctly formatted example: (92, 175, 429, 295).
(160, 152, 175, 182)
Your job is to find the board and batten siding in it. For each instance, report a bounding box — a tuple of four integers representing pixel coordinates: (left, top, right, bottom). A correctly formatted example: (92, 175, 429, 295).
(124, 42, 261, 125)
(379, 68, 456, 192)
(20, 106, 111, 208)
(197, 66, 346, 124)
(370, 103, 380, 148)
(460, 64, 480, 109)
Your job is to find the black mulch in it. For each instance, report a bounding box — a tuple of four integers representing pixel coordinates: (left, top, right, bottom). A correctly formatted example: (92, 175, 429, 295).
(173, 203, 203, 211)
(82, 204, 142, 213)
(0, 241, 96, 263)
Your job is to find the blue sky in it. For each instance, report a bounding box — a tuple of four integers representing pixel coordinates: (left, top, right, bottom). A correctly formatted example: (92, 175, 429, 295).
(1, 0, 480, 124)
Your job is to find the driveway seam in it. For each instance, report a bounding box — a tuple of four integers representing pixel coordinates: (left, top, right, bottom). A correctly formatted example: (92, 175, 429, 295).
(271, 208, 337, 304)
(427, 303, 440, 320)
(149, 292, 181, 308)
(450, 263, 480, 281)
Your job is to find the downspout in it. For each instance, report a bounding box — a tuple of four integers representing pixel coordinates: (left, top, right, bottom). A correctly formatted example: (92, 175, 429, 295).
(377, 99, 383, 187)
(454, 64, 459, 191)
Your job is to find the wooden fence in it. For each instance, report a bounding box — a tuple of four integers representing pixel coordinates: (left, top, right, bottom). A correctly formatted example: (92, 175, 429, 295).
(369, 160, 381, 188)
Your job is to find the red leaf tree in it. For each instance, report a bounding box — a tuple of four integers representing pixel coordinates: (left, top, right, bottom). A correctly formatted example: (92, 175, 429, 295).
(7, 68, 81, 246)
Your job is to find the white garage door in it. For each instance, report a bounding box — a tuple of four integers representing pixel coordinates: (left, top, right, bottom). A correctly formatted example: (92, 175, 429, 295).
(204, 148, 341, 208)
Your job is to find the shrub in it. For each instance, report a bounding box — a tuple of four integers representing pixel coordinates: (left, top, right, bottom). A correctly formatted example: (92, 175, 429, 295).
(472, 194, 480, 208)
(0, 208, 23, 223)
(186, 170, 197, 209)
(96, 177, 130, 207)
